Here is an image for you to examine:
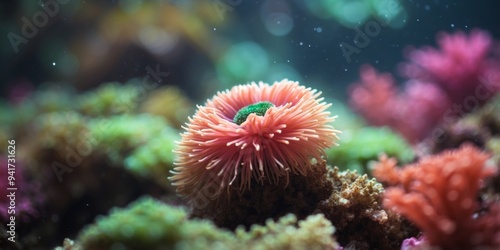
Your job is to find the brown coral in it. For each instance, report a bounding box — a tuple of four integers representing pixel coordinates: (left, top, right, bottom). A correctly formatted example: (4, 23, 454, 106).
(379, 145, 499, 249)
(316, 167, 418, 249)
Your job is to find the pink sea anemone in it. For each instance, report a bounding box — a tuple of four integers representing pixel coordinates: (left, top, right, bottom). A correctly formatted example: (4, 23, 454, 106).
(170, 79, 339, 201)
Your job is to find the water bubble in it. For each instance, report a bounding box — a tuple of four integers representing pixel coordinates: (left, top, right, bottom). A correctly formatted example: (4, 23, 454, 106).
(52, 62, 56, 66)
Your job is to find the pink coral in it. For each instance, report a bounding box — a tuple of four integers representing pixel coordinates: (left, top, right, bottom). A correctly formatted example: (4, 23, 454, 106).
(375, 145, 500, 249)
(349, 65, 449, 142)
(400, 29, 500, 103)
(170, 79, 339, 201)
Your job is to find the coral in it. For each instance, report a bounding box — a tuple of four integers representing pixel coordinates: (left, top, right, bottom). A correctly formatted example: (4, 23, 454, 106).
(400, 29, 500, 104)
(235, 213, 340, 250)
(192, 161, 333, 229)
(76, 196, 236, 250)
(77, 81, 141, 117)
(325, 126, 414, 174)
(73, 196, 340, 250)
(379, 145, 500, 249)
(26, 111, 91, 176)
(170, 79, 340, 202)
(0, 85, 75, 139)
(349, 65, 449, 142)
(88, 114, 169, 164)
(316, 167, 417, 249)
(139, 86, 194, 128)
(124, 126, 180, 187)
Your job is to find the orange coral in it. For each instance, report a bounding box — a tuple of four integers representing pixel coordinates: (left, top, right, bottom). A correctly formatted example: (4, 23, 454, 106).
(375, 145, 499, 249)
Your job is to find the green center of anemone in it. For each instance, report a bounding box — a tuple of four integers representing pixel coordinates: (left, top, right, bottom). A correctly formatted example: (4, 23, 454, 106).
(233, 101, 274, 125)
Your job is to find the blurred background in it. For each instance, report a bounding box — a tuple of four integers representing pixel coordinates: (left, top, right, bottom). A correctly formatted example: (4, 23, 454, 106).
(1, 0, 499, 103)
(1, 0, 500, 248)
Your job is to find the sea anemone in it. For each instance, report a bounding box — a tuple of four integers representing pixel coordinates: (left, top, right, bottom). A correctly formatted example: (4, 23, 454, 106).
(170, 79, 339, 201)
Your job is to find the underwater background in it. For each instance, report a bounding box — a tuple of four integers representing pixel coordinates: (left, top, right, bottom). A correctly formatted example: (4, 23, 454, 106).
(1, 0, 500, 249)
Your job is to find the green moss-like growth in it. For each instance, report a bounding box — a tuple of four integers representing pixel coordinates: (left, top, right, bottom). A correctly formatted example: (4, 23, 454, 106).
(326, 126, 414, 174)
(233, 101, 274, 125)
(77, 81, 141, 117)
(88, 114, 168, 164)
(77, 197, 236, 250)
(124, 126, 180, 186)
(236, 213, 340, 250)
(76, 197, 339, 250)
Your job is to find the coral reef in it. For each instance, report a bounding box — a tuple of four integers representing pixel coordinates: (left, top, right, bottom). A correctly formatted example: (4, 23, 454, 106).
(349, 30, 500, 143)
(316, 167, 418, 249)
(61, 196, 340, 250)
(170, 79, 340, 202)
(375, 145, 500, 249)
(325, 126, 414, 174)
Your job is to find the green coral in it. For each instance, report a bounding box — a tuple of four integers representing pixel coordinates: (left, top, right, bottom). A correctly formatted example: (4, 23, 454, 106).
(33, 111, 89, 150)
(233, 101, 274, 125)
(77, 81, 141, 117)
(124, 126, 179, 182)
(326, 126, 414, 174)
(235, 213, 339, 250)
(75, 197, 339, 250)
(77, 196, 235, 250)
(88, 114, 168, 164)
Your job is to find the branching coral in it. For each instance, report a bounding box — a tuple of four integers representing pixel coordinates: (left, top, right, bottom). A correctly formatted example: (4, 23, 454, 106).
(170, 79, 339, 203)
(375, 145, 500, 249)
(349, 65, 450, 142)
(350, 30, 500, 143)
(400, 29, 500, 103)
(316, 167, 418, 249)
(325, 126, 414, 174)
